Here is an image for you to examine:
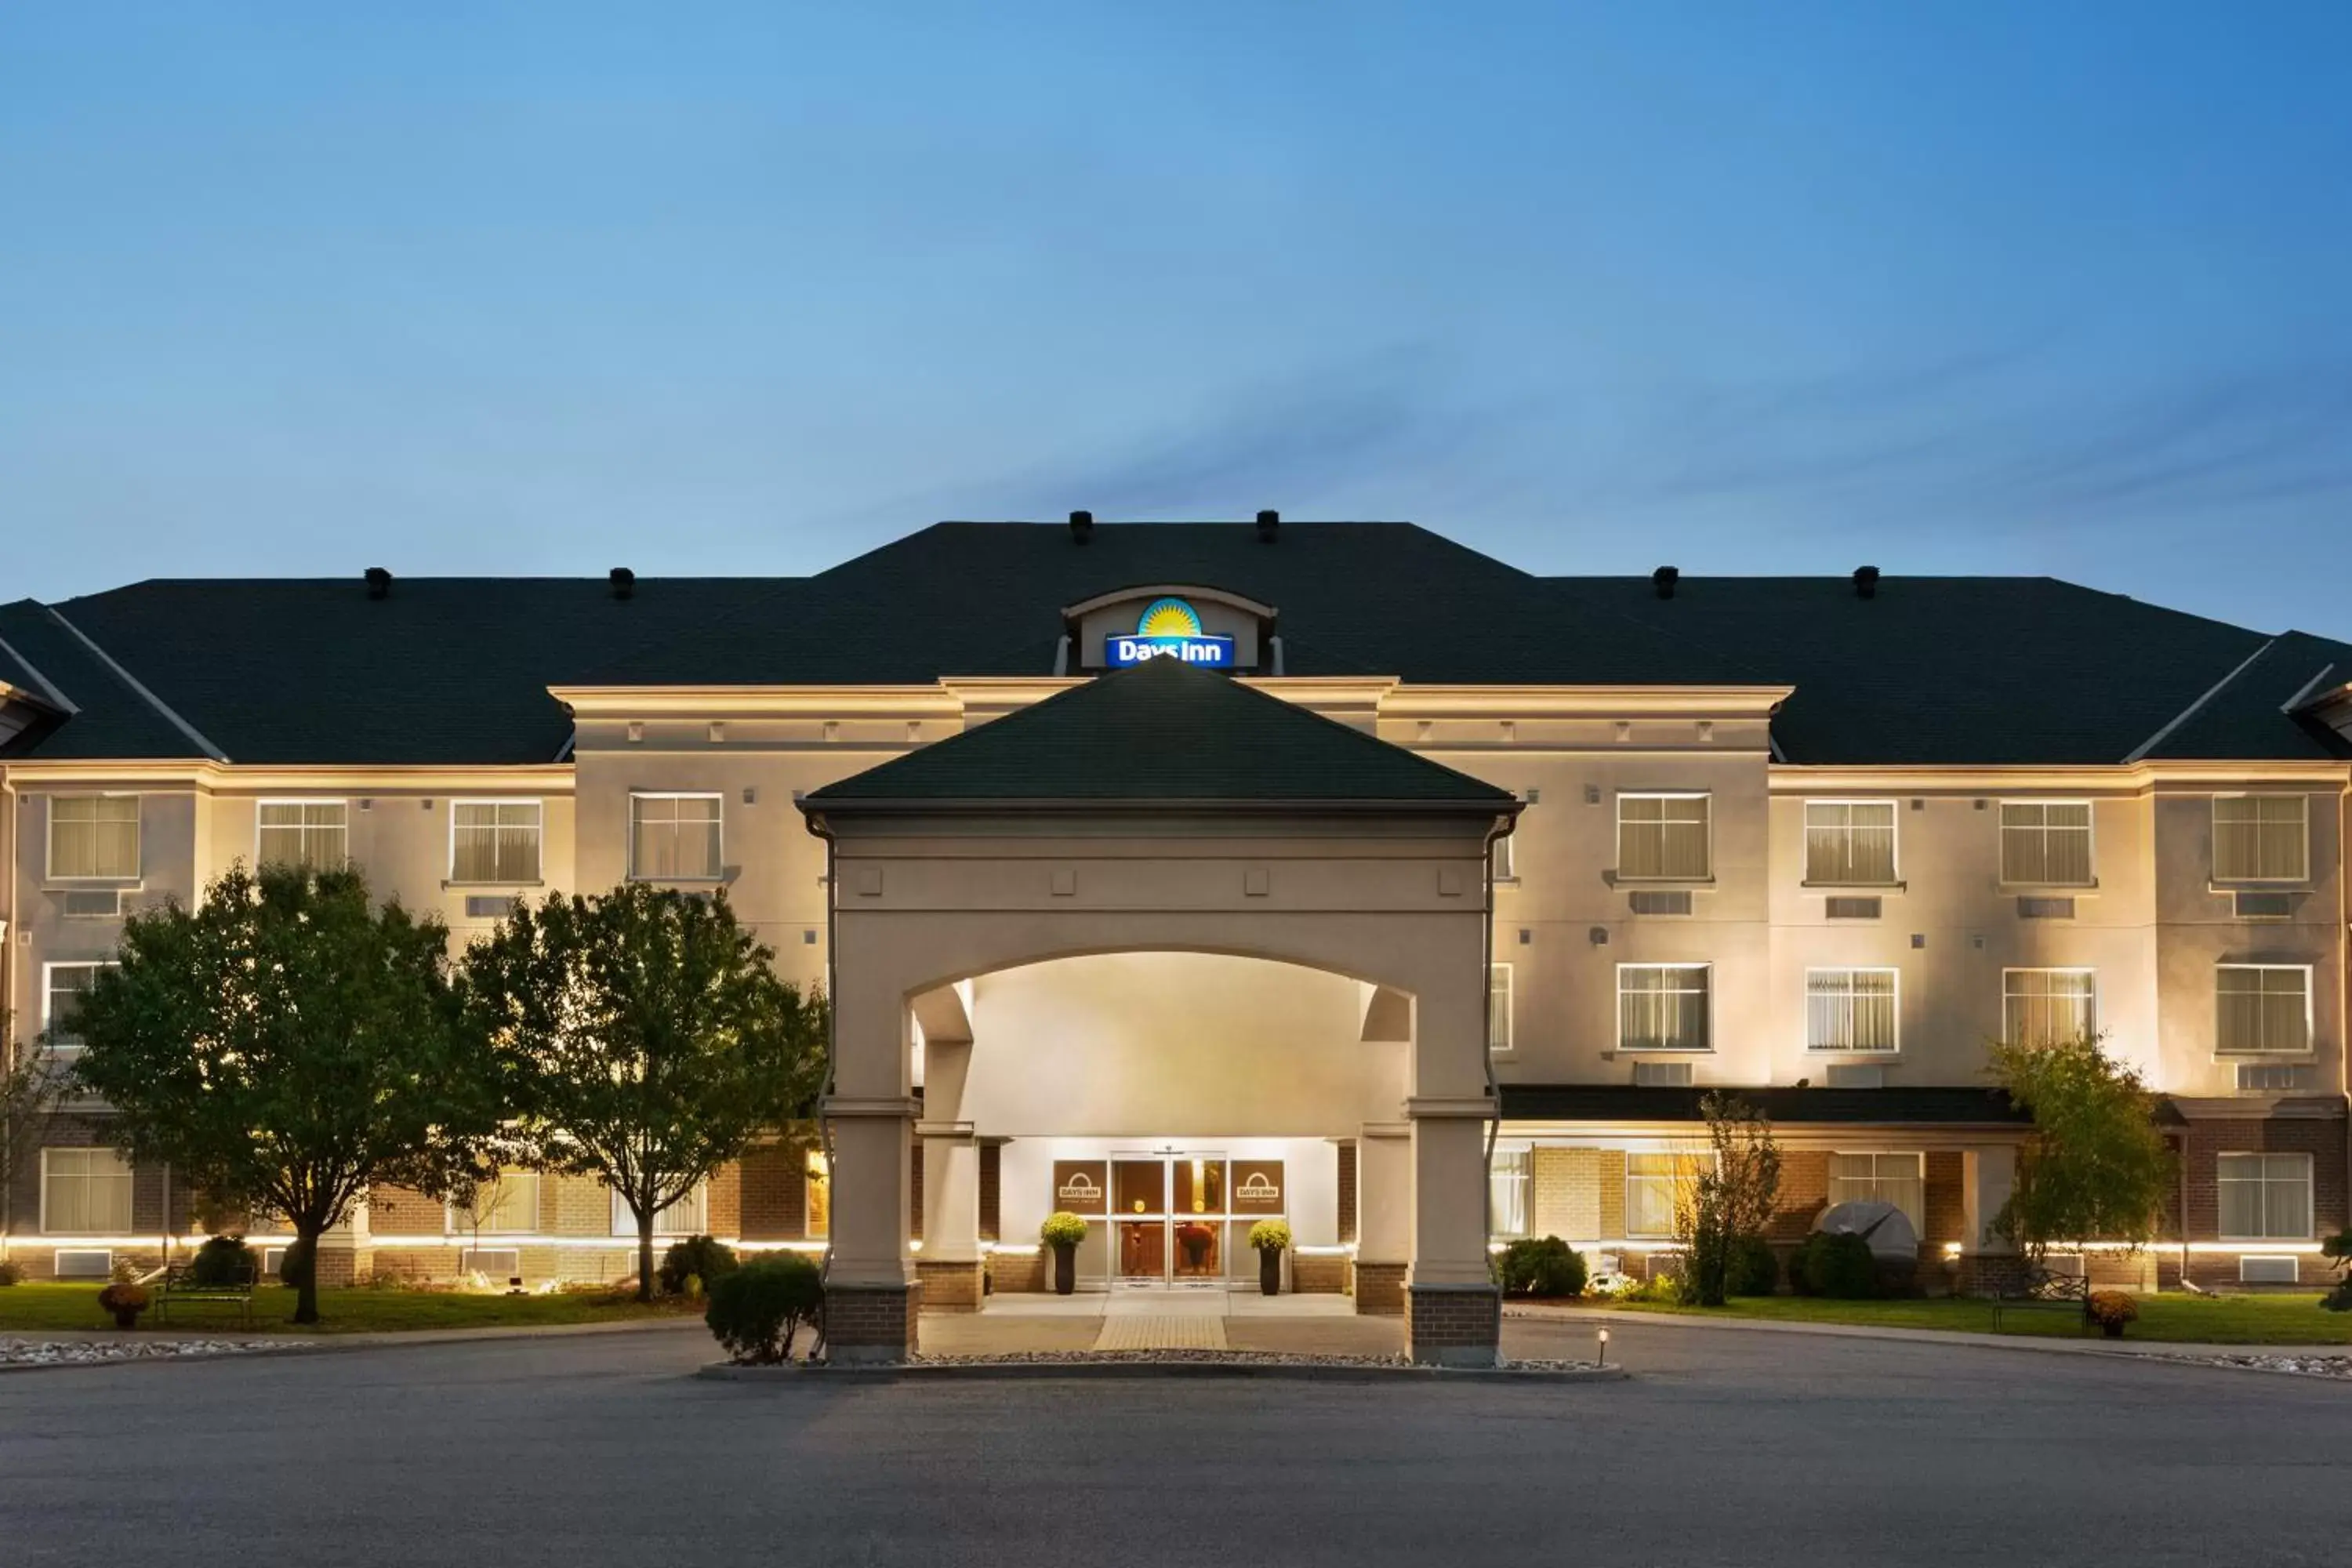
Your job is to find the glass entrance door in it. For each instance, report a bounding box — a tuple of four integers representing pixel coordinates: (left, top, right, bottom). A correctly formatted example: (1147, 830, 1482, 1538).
(1112, 1159, 1167, 1287)
(1110, 1153, 1230, 1288)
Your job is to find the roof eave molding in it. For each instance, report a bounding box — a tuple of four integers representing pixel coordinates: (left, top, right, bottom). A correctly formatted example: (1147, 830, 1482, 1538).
(802, 796, 1524, 822)
(1061, 584, 1279, 621)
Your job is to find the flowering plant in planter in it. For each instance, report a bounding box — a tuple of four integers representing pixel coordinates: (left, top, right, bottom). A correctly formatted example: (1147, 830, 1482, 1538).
(1247, 1220, 1292, 1297)
(96, 1282, 152, 1329)
(1039, 1211, 1090, 1296)
(2086, 1290, 2138, 1338)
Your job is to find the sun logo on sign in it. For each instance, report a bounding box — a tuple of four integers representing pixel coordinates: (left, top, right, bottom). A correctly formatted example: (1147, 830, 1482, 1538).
(1135, 597, 1203, 637)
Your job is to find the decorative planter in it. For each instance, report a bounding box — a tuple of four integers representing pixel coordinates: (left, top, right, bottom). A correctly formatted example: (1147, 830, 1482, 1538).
(2100, 1321, 2124, 1339)
(1258, 1249, 1281, 1297)
(111, 1308, 143, 1330)
(1051, 1241, 1076, 1297)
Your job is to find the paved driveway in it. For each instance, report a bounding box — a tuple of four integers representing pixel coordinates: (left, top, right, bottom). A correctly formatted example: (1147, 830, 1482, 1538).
(4, 1316, 2349, 1566)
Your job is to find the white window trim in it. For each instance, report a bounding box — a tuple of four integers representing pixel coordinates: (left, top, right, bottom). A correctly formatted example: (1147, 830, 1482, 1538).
(1826, 1150, 1926, 1225)
(1487, 963, 1514, 1054)
(2216, 1151, 2314, 1243)
(2210, 793, 2310, 884)
(2214, 963, 2316, 1058)
(1613, 791, 1713, 884)
(1624, 1149, 1714, 1240)
(45, 793, 141, 883)
(1997, 798, 2097, 889)
(1615, 961, 1713, 1054)
(40, 1146, 135, 1235)
(446, 798, 546, 887)
(1803, 966, 1901, 1054)
(1490, 832, 1516, 884)
(1488, 1143, 1532, 1238)
(2001, 966, 2098, 1044)
(611, 1181, 711, 1237)
(628, 791, 726, 883)
(1800, 798, 1902, 887)
(252, 797, 350, 869)
(445, 1171, 543, 1237)
(39, 959, 114, 1058)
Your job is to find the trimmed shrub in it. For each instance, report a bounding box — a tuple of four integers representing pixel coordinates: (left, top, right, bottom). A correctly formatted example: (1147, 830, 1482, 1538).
(1730, 1234, 1780, 1297)
(657, 1234, 739, 1298)
(278, 1236, 315, 1290)
(705, 1254, 824, 1364)
(0, 1259, 24, 1287)
(1496, 1236, 1588, 1299)
(1793, 1232, 1877, 1299)
(190, 1234, 262, 1287)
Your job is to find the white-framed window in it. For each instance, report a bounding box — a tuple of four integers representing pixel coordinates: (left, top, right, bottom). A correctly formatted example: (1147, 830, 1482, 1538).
(1804, 800, 1898, 884)
(630, 793, 724, 881)
(450, 800, 543, 884)
(1616, 793, 1711, 880)
(804, 1149, 830, 1240)
(1806, 967, 1900, 1053)
(2003, 968, 2096, 1045)
(1618, 964, 1711, 1052)
(1828, 1152, 1925, 1231)
(256, 799, 348, 871)
(40, 960, 114, 1060)
(42, 1147, 134, 1233)
(1999, 800, 2093, 887)
(1625, 1151, 1711, 1239)
(2216, 965, 2313, 1056)
(1490, 833, 1516, 883)
(1490, 1148, 1531, 1238)
(448, 1170, 541, 1236)
(47, 794, 140, 880)
(2212, 796, 2309, 883)
(612, 1183, 709, 1237)
(1488, 963, 1514, 1054)
(2218, 1152, 2313, 1241)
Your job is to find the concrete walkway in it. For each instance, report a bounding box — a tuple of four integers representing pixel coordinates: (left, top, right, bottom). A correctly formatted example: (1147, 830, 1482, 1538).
(922, 1288, 1402, 1357)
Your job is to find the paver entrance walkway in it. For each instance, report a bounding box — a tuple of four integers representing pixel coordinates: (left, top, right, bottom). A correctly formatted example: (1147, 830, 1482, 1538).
(919, 1288, 1402, 1358)
(1094, 1314, 1229, 1350)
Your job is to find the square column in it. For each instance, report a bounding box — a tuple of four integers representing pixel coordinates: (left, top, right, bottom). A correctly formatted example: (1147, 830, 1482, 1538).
(1352, 1123, 1412, 1315)
(1405, 1102, 1500, 1367)
(916, 1120, 983, 1312)
(1956, 1145, 2024, 1298)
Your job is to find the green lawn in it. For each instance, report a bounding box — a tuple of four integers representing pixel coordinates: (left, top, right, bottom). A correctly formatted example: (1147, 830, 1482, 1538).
(1582, 1292, 2352, 1345)
(0, 1283, 699, 1335)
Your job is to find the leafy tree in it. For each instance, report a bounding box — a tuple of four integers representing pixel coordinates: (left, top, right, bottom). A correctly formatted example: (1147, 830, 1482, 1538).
(1675, 1091, 1783, 1307)
(70, 865, 500, 1323)
(462, 884, 827, 1302)
(1, 1012, 75, 1265)
(1987, 1031, 2172, 1262)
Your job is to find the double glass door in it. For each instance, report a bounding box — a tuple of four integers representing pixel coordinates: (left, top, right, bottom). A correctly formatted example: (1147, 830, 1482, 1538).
(1112, 1154, 1228, 1288)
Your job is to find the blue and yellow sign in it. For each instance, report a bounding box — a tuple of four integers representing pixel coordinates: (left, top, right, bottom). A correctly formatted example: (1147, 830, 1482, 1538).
(1106, 597, 1235, 668)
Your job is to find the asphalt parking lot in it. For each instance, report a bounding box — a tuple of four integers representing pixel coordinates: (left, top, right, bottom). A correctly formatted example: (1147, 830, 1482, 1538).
(4, 1315, 2348, 1566)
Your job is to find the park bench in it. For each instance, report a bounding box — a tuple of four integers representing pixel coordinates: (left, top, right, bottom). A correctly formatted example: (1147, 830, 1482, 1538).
(154, 1259, 260, 1329)
(1989, 1264, 2091, 1334)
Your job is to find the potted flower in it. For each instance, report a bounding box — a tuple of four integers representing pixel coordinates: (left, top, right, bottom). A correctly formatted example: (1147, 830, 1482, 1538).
(1247, 1220, 1292, 1298)
(96, 1279, 151, 1330)
(2086, 1290, 2138, 1339)
(1040, 1211, 1089, 1296)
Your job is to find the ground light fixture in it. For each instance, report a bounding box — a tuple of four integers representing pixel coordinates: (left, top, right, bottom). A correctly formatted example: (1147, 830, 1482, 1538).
(1596, 1327, 1610, 1367)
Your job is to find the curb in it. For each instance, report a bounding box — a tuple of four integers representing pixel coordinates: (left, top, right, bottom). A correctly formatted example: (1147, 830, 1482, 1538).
(0, 1314, 706, 1375)
(695, 1358, 1629, 1385)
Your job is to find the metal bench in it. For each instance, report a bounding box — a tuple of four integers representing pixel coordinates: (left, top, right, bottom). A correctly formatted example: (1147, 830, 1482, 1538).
(154, 1260, 260, 1329)
(1989, 1265, 2091, 1334)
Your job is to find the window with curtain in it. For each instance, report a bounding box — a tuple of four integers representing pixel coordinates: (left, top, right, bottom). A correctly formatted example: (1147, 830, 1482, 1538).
(2003, 969, 2096, 1045)
(1626, 1152, 1710, 1238)
(2212, 796, 2308, 882)
(1806, 968, 1899, 1052)
(1489, 833, 1515, 882)
(1490, 1149, 1530, 1238)
(49, 795, 140, 880)
(612, 1183, 708, 1237)
(1487, 964, 1513, 1053)
(42, 1148, 133, 1232)
(256, 800, 348, 870)
(1999, 800, 2093, 886)
(42, 962, 112, 1057)
(1616, 794, 1711, 880)
(449, 1170, 540, 1236)
(2217, 1153, 2312, 1240)
(1618, 965, 1711, 1051)
(2216, 966, 2311, 1055)
(1828, 1152, 1924, 1229)
(630, 793, 724, 880)
(1804, 800, 1898, 884)
(804, 1149, 830, 1239)
(450, 800, 542, 883)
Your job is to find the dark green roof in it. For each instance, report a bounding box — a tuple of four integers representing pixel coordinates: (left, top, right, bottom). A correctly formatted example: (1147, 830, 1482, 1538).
(1500, 1084, 2032, 1127)
(806, 655, 1517, 808)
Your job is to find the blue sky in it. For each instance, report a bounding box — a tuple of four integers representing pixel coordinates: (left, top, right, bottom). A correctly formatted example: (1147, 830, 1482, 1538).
(5, 3, 2348, 636)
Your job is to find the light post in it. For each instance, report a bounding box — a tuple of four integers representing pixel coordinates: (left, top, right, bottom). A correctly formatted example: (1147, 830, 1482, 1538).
(1595, 1326, 1610, 1368)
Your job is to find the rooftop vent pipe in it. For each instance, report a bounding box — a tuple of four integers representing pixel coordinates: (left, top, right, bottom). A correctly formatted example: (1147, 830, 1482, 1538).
(1854, 565, 1881, 599)
(1069, 509, 1094, 544)
(1652, 565, 1679, 600)
(365, 566, 392, 601)
(1257, 509, 1279, 542)
(610, 567, 636, 600)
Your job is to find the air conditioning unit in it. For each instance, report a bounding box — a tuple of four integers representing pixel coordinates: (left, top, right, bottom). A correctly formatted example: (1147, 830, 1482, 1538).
(1824, 896, 1882, 920)
(463, 895, 516, 920)
(1628, 891, 1693, 916)
(2016, 896, 2076, 920)
(1825, 1064, 1885, 1089)
(262, 1247, 289, 1278)
(2234, 891, 2292, 919)
(2237, 1062, 2312, 1093)
(57, 888, 122, 918)
(2239, 1255, 2300, 1285)
(2042, 1253, 2086, 1279)
(460, 1247, 523, 1283)
(1632, 1062, 1693, 1087)
(53, 1248, 113, 1279)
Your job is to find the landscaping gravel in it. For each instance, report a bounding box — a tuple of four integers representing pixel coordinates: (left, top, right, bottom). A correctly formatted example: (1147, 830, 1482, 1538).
(2160, 1352, 2352, 1380)
(1, 1338, 307, 1369)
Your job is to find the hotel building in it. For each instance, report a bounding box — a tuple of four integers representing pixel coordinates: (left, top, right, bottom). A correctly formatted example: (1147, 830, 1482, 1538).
(3, 514, 2348, 1363)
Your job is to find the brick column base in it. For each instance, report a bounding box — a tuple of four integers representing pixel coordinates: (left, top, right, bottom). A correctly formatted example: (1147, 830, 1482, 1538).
(1407, 1283, 1500, 1367)
(916, 1258, 983, 1313)
(313, 1246, 370, 1288)
(1954, 1254, 2029, 1298)
(824, 1282, 920, 1363)
(1352, 1260, 1406, 1316)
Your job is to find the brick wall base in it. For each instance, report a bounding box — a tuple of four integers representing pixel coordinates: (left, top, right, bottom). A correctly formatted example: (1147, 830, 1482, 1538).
(1407, 1283, 1501, 1367)
(987, 1250, 1046, 1294)
(916, 1258, 984, 1312)
(1292, 1254, 1347, 1294)
(824, 1282, 920, 1363)
(1352, 1260, 1406, 1316)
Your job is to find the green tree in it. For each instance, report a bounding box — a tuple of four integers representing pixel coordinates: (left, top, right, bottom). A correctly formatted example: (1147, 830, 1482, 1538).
(1675, 1092, 1783, 1307)
(2, 1011, 75, 1265)
(1987, 1031, 2172, 1261)
(462, 884, 827, 1302)
(70, 866, 499, 1323)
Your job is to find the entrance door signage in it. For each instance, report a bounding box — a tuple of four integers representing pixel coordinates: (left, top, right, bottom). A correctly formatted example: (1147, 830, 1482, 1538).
(1105, 597, 1234, 669)
(1052, 1160, 1109, 1216)
(1231, 1160, 1285, 1214)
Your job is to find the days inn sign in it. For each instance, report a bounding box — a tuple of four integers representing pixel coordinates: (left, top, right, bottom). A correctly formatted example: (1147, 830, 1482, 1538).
(1105, 597, 1235, 669)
